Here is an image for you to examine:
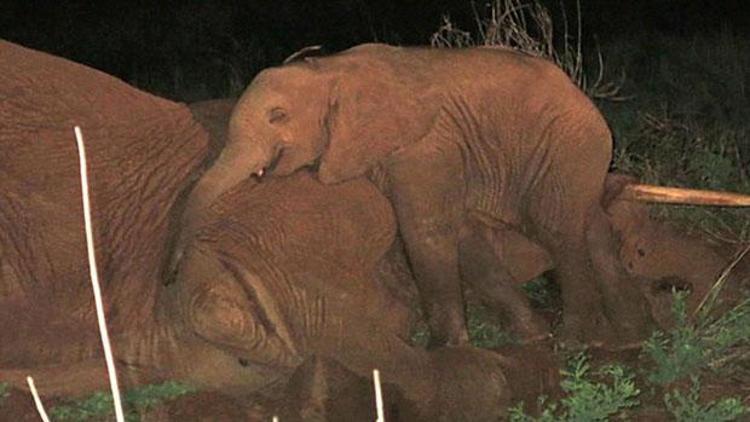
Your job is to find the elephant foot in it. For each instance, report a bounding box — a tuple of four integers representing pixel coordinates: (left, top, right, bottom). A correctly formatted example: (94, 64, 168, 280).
(426, 305, 470, 348)
(557, 312, 613, 350)
(557, 312, 649, 351)
(425, 346, 511, 421)
(509, 311, 552, 346)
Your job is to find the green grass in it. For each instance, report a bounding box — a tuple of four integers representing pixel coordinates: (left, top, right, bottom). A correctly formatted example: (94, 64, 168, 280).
(0, 382, 9, 405)
(664, 376, 748, 421)
(522, 276, 559, 310)
(50, 381, 196, 422)
(509, 354, 640, 421)
(466, 304, 516, 348)
(410, 303, 514, 348)
(643, 290, 750, 385)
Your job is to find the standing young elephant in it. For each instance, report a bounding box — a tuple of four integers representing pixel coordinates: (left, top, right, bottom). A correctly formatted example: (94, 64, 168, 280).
(177, 43, 652, 348)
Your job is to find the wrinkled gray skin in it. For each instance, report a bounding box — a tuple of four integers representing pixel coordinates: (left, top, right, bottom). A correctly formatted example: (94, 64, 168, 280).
(178, 43, 653, 349)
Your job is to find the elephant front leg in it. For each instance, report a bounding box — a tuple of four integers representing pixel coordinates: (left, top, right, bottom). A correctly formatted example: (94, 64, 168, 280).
(388, 142, 468, 347)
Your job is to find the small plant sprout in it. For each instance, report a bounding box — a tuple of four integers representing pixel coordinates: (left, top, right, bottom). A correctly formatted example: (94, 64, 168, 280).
(74, 126, 125, 422)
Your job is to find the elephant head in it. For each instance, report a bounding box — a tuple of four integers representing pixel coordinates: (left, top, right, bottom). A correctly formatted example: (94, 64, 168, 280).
(223, 44, 440, 185)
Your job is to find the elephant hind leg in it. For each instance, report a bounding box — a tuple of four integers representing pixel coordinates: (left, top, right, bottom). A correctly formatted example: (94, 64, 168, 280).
(458, 218, 551, 343)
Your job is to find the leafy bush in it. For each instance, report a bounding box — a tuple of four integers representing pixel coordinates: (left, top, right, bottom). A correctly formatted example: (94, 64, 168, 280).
(410, 304, 514, 348)
(50, 381, 195, 422)
(644, 289, 750, 385)
(665, 376, 748, 421)
(509, 354, 640, 421)
(466, 304, 515, 348)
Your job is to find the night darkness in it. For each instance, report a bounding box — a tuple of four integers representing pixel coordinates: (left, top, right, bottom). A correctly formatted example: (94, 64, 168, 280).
(2, 1, 748, 101)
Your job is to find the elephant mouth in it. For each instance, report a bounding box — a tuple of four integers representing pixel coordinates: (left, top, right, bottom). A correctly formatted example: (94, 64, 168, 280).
(256, 145, 323, 180)
(253, 145, 284, 181)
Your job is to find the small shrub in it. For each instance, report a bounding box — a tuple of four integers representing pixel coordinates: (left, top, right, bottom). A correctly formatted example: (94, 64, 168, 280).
(409, 304, 514, 348)
(466, 304, 515, 348)
(410, 322, 430, 348)
(509, 354, 640, 421)
(644, 289, 750, 384)
(50, 381, 195, 422)
(664, 376, 748, 421)
(0, 382, 9, 405)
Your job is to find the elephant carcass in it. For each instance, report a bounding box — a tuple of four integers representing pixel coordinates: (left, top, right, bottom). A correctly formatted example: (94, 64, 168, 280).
(0, 39, 209, 366)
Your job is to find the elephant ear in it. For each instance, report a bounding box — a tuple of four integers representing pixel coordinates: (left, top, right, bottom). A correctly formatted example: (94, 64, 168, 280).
(317, 55, 441, 184)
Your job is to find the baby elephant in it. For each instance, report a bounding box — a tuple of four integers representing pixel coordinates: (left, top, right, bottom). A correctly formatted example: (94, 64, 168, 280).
(178, 43, 653, 349)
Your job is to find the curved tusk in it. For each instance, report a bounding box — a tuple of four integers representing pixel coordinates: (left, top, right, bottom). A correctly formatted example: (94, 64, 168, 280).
(256, 168, 265, 178)
(620, 184, 750, 207)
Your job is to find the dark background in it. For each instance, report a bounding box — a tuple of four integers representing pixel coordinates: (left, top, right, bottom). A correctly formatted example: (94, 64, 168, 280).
(2, 1, 748, 100)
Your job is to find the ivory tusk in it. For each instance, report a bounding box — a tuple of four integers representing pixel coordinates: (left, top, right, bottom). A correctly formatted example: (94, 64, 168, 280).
(620, 184, 750, 207)
(256, 168, 265, 178)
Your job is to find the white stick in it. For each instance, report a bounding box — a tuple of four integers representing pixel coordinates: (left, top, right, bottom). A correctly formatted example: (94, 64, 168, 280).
(373, 369, 385, 422)
(74, 126, 125, 422)
(26, 376, 51, 422)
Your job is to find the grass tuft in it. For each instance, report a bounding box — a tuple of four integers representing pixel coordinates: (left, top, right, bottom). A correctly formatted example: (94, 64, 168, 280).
(50, 381, 196, 422)
(509, 353, 640, 421)
(664, 376, 748, 421)
(643, 288, 750, 385)
(0, 382, 9, 404)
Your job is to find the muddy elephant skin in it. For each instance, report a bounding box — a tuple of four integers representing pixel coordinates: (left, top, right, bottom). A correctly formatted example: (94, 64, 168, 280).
(182, 43, 653, 348)
(0, 43, 510, 421)
(0, 40, 209, 362)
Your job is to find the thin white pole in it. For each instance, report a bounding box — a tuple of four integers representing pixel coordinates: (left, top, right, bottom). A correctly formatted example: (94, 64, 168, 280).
(74, 126, 125, 422)
(373, 369, 385, 422)
(26, 376, 51, 422)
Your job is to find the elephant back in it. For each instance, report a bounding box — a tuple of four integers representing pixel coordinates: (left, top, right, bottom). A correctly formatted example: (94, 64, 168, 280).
(0, 41, 210, 333)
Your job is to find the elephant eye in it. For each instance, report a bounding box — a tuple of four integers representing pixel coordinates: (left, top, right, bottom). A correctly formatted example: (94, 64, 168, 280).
(268, 107, 288, 124)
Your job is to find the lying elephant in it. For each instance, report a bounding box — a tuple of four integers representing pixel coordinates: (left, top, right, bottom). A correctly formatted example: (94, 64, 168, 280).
(177, 42, 656, 349)
(0, 39, 209, 351)
(0, 41, 510, 420)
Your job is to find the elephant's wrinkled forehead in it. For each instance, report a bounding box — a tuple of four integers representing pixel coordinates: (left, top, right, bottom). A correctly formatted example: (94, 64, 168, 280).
(252, 66, 310, 92)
